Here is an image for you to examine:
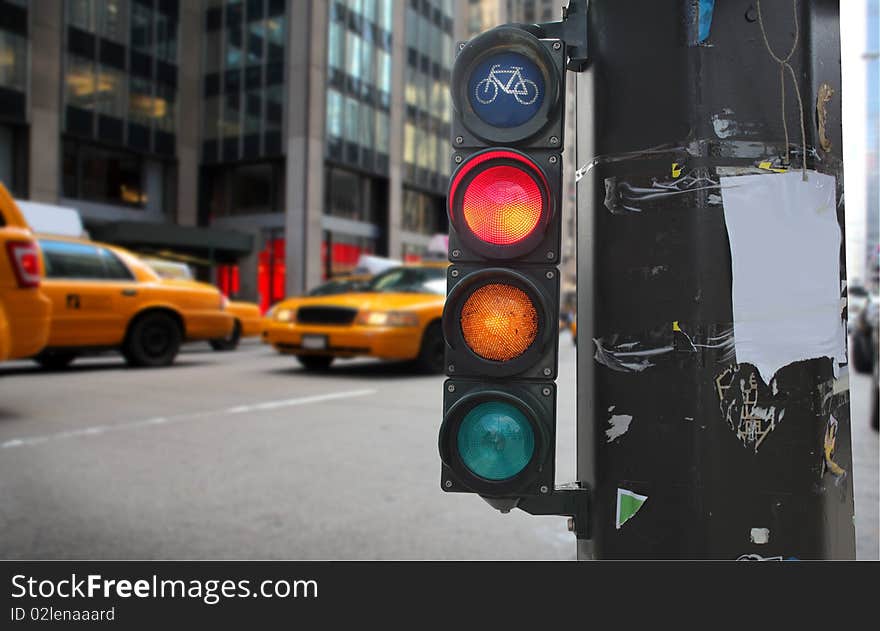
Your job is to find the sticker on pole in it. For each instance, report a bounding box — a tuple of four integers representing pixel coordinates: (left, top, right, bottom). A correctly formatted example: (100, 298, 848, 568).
(616, 488, 648, 530)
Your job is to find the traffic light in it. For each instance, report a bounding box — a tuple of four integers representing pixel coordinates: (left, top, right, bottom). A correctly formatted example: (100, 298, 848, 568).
(439, 24, 566, 501)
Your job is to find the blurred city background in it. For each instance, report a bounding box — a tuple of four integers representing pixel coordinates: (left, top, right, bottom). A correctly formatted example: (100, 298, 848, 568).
(0, 0, 875, 301)
(0, 0, 877, 559)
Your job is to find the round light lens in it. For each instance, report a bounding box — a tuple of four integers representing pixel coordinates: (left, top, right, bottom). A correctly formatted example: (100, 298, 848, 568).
(467, 51, 545, 128)
(460, 283, 538, 361)
(462, 165, 544, 246)
(457, 401, 535, 481)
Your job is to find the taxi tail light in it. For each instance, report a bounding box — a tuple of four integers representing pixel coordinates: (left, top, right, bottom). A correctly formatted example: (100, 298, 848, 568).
(6, 240, 41, 288)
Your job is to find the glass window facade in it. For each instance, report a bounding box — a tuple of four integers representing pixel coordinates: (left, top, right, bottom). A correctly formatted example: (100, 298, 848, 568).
(324, 0, 393, 175)
(402, 188, 445, 235)
(325, 165, 381, 224)
(403, 0, 453, 193)
(322, 231, 378, 279)
(202, 0, 286, 163)
(203, 160, 285, 219)
(0, 29, 27, 95)
(322, 164, 386, 276)
(0, 0, 28, 125)
(62, 0, 179, 157)
(62, 138, 173, 210)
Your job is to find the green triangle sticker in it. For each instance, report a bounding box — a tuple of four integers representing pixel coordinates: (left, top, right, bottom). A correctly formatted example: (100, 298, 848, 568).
(616, 488, 648, 530)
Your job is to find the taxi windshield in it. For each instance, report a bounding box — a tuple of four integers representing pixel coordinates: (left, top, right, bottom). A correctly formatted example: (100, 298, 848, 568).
(308, 277, 371, 296)
(367, 267, 446, 295)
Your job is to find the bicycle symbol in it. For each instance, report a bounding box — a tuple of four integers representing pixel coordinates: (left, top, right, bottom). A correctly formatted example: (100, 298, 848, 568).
(474, 64, 539, 106)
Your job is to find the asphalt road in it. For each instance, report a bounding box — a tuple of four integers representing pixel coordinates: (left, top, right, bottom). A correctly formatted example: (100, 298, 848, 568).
(0, 337, 876, 559)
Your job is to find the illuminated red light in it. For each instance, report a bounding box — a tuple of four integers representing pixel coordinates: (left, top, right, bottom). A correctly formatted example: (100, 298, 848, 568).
(462, 166, 543, 246)
(449, 150, 549, 251)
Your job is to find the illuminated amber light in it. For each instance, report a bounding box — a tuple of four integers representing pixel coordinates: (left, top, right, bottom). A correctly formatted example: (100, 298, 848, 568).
(462, 165, 543, 245)
(460, 284, 538, 361)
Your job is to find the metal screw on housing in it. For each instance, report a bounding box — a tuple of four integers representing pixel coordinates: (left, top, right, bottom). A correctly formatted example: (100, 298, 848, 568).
(545, 271, 554, 279)
(542, 387, 551, 396)
(445, 480, 453, 488)
(546, 251, 555, 259)
(543, 368, 552, 376)
(454, 155, 463, 163)
(450, 269, 459, 277)
(448, 364, 455, 373)
(455, 136, 464, 145)
(550, 136, 559, 145)
(553, 41, 562, 50)
(549, 155, 558, 164)
(451, 249, 461, 258)
(448, 384, 455, 393)
(540, 485, 550, 494)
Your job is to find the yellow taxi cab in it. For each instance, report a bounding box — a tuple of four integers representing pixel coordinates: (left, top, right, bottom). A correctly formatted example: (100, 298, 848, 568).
(0, 183, 52, 362)
(32, 236, 234, 369)
(264, 264, 447, 372)
(209, 300, 265, 351)
(306, 274, 373, 296)
(141, 257, 265, 352)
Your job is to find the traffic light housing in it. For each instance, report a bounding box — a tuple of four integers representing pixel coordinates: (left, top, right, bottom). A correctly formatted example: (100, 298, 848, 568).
(440, 380, 556, 497)
(439, 24, 566, 501)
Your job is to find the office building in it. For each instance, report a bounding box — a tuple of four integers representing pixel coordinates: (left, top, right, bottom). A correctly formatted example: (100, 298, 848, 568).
(1, 0, 458, 310)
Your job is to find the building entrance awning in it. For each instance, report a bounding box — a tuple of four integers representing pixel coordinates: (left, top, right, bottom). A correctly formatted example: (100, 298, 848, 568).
(88, 220, 254, 264)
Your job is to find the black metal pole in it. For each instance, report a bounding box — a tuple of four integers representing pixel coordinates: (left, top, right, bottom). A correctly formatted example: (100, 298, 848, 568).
(577, 0, 855, 559)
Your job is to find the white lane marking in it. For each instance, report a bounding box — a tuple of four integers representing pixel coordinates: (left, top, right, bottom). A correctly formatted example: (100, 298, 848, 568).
(0, 389, 377, 449)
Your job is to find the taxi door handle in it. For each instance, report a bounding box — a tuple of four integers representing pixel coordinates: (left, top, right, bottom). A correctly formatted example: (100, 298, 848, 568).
(121, 289, 138, 297)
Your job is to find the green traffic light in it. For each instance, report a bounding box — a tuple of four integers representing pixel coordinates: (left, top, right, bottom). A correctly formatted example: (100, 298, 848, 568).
(457, 401, 535, 481)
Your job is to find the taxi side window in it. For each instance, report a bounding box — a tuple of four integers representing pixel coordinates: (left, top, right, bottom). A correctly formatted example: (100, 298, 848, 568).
(40, 240, 134, 281)
(100, 249, 135, 280)
(0, 208, 5, 226)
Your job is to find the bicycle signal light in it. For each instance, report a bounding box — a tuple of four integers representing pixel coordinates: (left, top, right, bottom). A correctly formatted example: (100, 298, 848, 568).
(451, 26, 565, 148)
(468, 52, 545, 128)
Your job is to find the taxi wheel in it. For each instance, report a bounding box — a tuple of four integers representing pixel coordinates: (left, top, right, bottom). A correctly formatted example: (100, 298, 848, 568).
(123, 312, 182, 367)
(296, 355, 334, 371)
(416, 321, 444, 374)
(33, 351, 77, 370)
(210, 320, 241, 351)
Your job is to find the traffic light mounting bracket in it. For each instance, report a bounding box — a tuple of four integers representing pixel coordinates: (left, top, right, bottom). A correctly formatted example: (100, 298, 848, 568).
(482, 483, 592, 540)
(529, 0, 591, 72)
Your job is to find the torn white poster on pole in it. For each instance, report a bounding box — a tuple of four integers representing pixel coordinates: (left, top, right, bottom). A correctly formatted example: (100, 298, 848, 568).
(720, 170, 846, 384)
